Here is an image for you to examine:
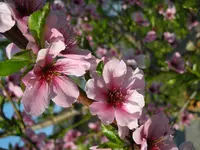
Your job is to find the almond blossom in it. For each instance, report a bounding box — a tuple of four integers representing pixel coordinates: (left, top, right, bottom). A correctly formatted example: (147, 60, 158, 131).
(133, 112, 178, 150)
(167, 52, 185, 74)
(0, 0, 46, 33)
(21, 38, 90, 116)
(122, 49, 146, 69)
(132, 12, 149, 27)
(164, 32, 176, 44)
(6, 43, 21, 59)
(86, 58, 145, 129)
(144, 30, 157, 43)
(0, 2, 15, 33)
(164, 6, 176, 20)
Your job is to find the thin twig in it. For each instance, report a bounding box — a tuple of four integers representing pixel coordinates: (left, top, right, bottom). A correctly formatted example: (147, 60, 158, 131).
(0, 78, 25, 129)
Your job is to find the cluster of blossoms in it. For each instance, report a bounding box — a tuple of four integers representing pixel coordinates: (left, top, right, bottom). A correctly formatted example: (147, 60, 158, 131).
(13, 122, 108, 150)
(0, 0, 198, 149)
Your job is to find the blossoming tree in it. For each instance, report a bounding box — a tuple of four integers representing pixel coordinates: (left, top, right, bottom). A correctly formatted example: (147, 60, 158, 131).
(0, 0, 199, 149)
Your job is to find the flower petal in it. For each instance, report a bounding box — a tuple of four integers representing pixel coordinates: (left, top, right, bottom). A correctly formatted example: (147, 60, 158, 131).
(22, 80, 49, 116)
(115, 107, 140, 129)
(22, 70, 37, 90)
(146, 112, 170, 139)
(118, 125, 129, 139)
(126, 90, 145, 108)
(89, 102, 115, 124)
(54, 57, 90, 76)
(85, 77, 108, 102)
(132, 125, 145, 145)
(6, 43, 21, 59)
(103, 59, 127, 90)
(0, 2, 15, 33)
(51, 76, 78, 107)
(122, 67, 145, 91)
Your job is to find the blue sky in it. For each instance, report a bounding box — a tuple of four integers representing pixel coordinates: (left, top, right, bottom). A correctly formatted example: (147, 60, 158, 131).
(0, 103, 56, 149)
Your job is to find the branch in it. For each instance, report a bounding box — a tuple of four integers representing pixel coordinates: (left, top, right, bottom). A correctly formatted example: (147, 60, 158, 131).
(0, 107, 88, 138)
(2, 25, 28, 49)
(0, 78, 25, 130)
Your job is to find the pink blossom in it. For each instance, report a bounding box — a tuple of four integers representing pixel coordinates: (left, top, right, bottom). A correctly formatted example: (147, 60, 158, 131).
(44, 140, 55, 150)
(106, 49, 119, 58)
(144, 30, 157, 43)
(4, 73, 23, 100)
(24, 129, 46, 149)
(52, 0, 66, 11)
(164, 32, 176, 43)
(132, 12, 149, 27)
(86, 59, 145, 129)
(81, 23, 93, 32)
(133, 113, 178, 150)
(122, 49, 146, 69)
(22, 39, 90, 116)
(45, 11, 76, 48)
(96, 47, 107, 58)
(0, 2, 15, 32)
(63, 142, 77, 150)
(174, 110, 194, 130)
(167, 52, 185, 74)
(7, 0, 46, 18)
(123, 0, 143, 7)
(139, 109, 149, 125)
(46, 11, 94, 61)
(6, 43, 21, 59)
(0, 0, 46, 33)
(45, 10, 95, 71)
(164, 6, 176, 20)
(13, 111, 34, 126)
(187, 15, 199, 30)
(88, 122, 100, 132)
(22, 111, 34, 126)
(64, 129, 81, 142)
(148, 82, 162, 94)
(179, 141, 195, 150)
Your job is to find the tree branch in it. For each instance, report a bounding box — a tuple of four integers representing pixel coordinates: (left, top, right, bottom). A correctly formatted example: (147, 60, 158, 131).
(2, 25, 28, 49)
(0, 107, 88, 138)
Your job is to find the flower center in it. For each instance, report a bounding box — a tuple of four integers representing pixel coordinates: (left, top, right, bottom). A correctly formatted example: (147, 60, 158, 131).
(41, 67, 60, 82)
(14, 0, 43, 17)
(148, 136, 165, 150)
(107, 89, 125, 107)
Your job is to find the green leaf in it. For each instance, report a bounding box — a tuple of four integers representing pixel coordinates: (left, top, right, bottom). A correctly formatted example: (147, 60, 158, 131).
(0, 40, 10, 49)
(98, 142, 125, 149)
(11, 50, 34, 61)
(102, 124, 125, 145)
(0, 50, 33, 76)
(183, 0, 200, 11)
(96, 61, 104, 76)
(28, 3, 50, 48)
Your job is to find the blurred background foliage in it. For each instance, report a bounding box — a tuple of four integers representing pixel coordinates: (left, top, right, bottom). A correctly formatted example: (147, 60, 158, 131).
(1, 0, 200, 149)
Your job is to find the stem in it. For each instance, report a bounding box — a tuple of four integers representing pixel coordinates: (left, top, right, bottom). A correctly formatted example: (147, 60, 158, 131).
(0, 107, 88, 138)
(78, 87, 93, 106)
(0, 78, 25, 129)
(179, 91, 197, 114)
(2, 25, 28, 49)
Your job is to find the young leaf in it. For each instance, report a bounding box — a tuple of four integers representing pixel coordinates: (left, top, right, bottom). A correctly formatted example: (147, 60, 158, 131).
(101, 124, 125, 145)
(0, 50, 33, 76)
(28, 3, 50, 48)
(96, 60, 104, 76)
(98, 142, 125, 149)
